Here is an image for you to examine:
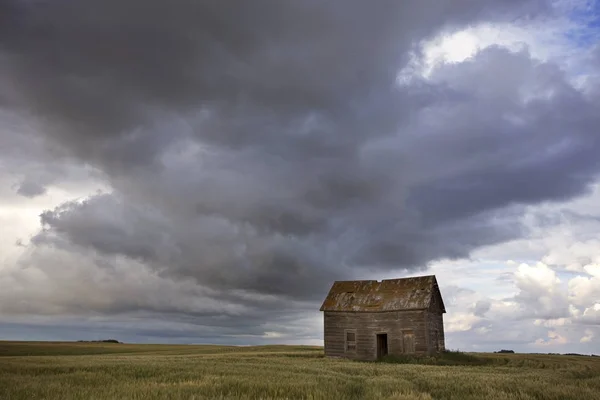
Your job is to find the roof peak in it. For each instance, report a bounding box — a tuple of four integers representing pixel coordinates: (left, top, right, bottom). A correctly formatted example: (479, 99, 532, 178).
(333, 274, 436, 284)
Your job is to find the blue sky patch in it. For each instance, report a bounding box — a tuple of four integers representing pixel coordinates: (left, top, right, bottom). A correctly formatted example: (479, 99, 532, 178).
(564, 0, 600, 47)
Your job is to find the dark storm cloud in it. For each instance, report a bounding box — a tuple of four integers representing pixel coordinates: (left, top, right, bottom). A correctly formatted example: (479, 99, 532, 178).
(36, 194, 173, 263)
(32, 193, 342, 299)
(3, 0, 599, 336)
(1, 1, 547, 164)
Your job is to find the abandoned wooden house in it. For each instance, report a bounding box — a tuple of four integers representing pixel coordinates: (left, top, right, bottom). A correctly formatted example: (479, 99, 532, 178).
(319, 275, 446, 360)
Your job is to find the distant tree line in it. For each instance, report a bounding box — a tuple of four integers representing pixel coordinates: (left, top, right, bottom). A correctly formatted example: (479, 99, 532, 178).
(494, 349, 598, 357)
(561, 353, 598, 357)
(77, 339, 121, 344)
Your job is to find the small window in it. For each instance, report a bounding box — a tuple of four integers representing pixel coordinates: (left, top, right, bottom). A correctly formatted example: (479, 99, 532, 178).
(345, 330, 357, 352)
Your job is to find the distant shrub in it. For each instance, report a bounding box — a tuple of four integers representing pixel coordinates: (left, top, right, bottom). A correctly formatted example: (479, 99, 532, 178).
(495, 349, 515, 354)
(439, 349, 494, 365)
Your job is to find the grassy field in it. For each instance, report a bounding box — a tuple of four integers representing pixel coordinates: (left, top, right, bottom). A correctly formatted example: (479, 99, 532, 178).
(1, 341, 599, 399)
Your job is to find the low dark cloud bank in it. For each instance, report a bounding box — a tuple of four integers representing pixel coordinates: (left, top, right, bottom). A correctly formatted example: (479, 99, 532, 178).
(1, 0, 599, 342)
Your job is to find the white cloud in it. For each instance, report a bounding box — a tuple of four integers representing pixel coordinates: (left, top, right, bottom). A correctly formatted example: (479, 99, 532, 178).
(584, 264, 600, 277)
(533, 330, 569, 346)
(580, 304, 600, 324)
(533, 318, 571, 327)
(515, 262, 561, 293)
(569, 275, 600, 308)
(445, 312, 482, 333)
(580, 329, 594, 343)
(474, 326, 491, 335)
(513, 262, 570, 319)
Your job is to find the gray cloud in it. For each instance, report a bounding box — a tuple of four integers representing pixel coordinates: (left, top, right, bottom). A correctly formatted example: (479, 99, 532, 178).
(1, 0, 599, 344)
(474, 300, 492, 317)
(15, 178, 46, 198)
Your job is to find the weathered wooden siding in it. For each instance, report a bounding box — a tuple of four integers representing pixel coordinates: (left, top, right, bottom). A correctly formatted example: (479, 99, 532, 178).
(426, 312, 445, 353)
(426, 289, 446, 354)
(323, 310, 428, 360)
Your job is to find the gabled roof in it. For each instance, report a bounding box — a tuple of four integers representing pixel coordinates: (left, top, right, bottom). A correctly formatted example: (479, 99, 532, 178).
(319, 275, 445, 313)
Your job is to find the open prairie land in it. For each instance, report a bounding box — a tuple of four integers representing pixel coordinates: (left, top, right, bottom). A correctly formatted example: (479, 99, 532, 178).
(1, 341, 599, 400)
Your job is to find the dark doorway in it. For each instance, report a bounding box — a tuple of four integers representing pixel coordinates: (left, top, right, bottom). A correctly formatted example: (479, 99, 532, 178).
(376, 333, 388, 359)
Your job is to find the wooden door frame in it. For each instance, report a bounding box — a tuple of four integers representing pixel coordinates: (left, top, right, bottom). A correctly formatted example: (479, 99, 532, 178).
(375, 332, 388, 359)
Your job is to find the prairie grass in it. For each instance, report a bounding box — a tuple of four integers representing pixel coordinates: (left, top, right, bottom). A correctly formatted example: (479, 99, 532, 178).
(1, 341, 599, 400)
(378, 349, 494, 366)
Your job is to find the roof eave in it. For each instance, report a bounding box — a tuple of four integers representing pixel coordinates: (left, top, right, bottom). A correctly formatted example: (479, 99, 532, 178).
(321, 307, 429, 313)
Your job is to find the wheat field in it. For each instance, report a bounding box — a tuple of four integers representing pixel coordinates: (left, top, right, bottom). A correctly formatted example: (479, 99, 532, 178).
(1, 341, 599, 400)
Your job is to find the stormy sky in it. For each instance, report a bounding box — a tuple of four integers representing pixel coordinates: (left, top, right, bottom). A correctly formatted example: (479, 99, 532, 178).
(1, 0, 599, 352)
